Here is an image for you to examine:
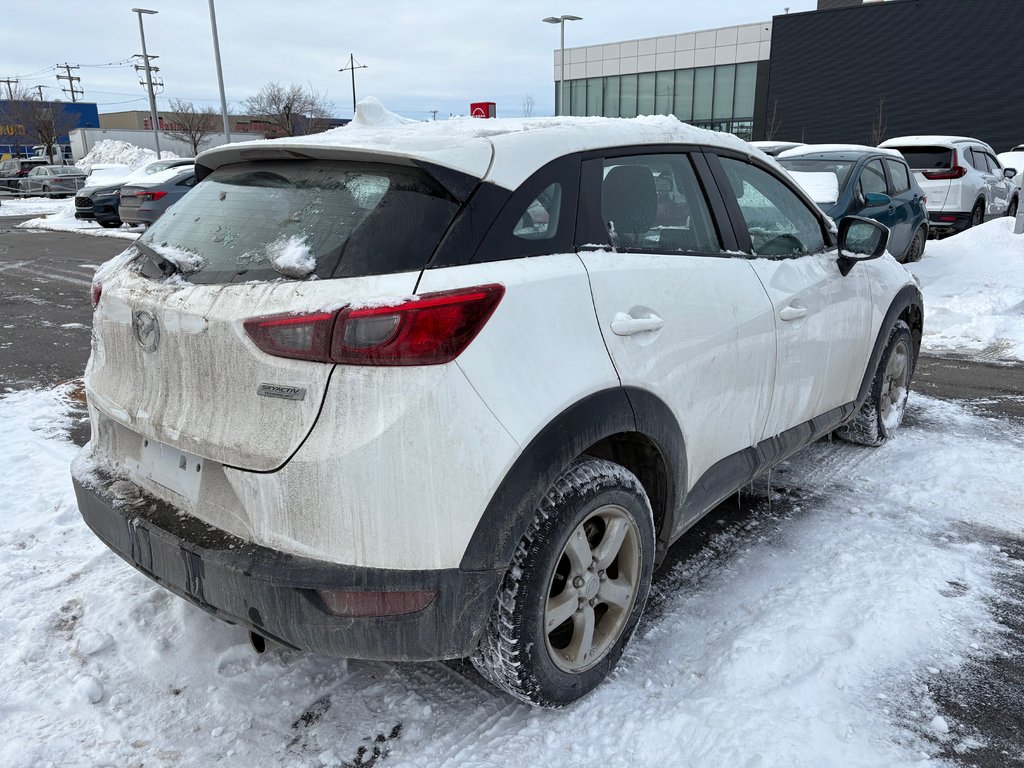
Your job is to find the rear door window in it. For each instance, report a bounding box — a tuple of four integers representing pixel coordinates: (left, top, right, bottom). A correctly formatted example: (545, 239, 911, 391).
(599, 153, 721, 253)
(138, 160, 460, 283)
(884, 159, 911, 194)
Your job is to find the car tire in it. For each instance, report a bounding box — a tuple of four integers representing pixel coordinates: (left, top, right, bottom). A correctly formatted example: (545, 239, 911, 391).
(99, 220, 122, 229)
(968, 202, 984, 229)
(837, 320, 914, 447)
(471, 457, 655, 708)
(42, 185, 51, 199)
(1006, 196, 1019, 218)
(900, 226, 927, 263)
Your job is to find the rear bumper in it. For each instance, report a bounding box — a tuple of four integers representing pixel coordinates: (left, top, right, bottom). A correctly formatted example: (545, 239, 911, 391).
(927, 210, 971, 234)
(72, 471, 501, 661)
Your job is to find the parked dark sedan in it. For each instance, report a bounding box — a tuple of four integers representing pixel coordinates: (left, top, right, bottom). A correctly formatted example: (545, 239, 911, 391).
(779, 144, 929, 263)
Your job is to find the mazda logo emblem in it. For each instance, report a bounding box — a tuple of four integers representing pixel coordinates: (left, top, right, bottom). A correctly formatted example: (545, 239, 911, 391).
(133, 310, 160, 352)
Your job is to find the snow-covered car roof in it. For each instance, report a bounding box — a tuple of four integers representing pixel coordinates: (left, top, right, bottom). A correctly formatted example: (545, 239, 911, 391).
(779, 143, 902, 159)
(122, 165, 195, 188)
(878, 135, 984, 148)
(196, 97, 756, 191)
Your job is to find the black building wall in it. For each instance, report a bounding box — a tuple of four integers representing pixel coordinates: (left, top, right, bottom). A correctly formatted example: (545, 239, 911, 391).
(765, 0, 1024, 151)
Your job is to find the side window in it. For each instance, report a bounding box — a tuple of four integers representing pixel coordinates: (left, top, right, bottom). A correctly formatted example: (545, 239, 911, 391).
(512, 183, 561, 240)
(600, 153, 720, 252)
(719, 157, 825, 257)
(967, 148, 986, 172)
(983, 153, 1000, 173)
(860, 159, 888, 196)
(885, 159, 911, 194)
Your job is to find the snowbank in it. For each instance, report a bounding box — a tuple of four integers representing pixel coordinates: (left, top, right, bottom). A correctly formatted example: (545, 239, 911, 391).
(907, 218, 1024, 361)
(14, 202, 140, 240)
(76, 139, 177, 175)
(1, 385, 1022, 766)
(0, 197, 68, 218)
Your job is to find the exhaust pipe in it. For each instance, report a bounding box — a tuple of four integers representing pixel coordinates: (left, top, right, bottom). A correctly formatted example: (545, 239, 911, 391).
(249, 631, 267, 654)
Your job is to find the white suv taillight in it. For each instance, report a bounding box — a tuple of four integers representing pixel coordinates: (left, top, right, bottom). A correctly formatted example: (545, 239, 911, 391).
(922, 149, 968, 180)
(243, 284, 504, 366)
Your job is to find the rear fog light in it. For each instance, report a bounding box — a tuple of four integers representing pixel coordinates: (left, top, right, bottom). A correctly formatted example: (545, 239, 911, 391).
(316, 589, 437, 617)
(91, 282, 102, 308)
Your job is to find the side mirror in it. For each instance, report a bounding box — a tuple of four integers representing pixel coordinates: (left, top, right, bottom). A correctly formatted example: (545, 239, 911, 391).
(836, 216, 889, 276)
(1004, 167, 1017, 180)
(863, 191, 891, 207)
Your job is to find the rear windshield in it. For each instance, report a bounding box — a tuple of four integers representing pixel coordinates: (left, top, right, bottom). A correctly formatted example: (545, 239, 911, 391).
(137, 159, 460, 284)
(778, 158, 856, 190)
(891, 147, 952, 170)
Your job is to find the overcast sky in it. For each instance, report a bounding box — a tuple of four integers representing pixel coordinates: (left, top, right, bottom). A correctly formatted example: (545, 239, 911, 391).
(1, 1, 818, 120)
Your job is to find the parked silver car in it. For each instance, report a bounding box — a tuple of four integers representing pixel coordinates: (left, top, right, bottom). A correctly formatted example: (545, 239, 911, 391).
(117, 165, 196, 226)
(18, 165, 88, 198)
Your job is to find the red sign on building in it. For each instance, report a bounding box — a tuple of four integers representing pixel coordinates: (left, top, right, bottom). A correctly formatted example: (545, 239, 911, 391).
(470, 102, 496, 119)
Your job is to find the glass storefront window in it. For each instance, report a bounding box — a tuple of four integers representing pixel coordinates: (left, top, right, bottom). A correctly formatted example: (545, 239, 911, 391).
(673, 70, 694, 122)
(571, 79, 587, 116)
(587, 77, 603, 117)
(713, 65, 735, 120)
(655, 71, 674, 116)
(693, 68, 714, 121)
(603, 76, 620, 118)
(619, 74, 638, 118)
(637, 72, 656, 115)
(734, 62, 757, 120)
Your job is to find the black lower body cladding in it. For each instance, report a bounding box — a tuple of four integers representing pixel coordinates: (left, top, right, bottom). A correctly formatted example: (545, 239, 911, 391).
(72, 473, 501, 661)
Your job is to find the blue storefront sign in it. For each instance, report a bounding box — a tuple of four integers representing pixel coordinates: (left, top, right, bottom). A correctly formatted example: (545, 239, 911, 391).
(0, 100, 99, 159)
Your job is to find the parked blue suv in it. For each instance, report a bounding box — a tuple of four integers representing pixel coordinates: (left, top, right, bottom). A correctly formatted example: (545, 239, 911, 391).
(779, 144, 928, 263)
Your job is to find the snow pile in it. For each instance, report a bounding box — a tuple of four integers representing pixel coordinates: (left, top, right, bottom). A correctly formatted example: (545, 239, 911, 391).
(149, 242, 205, 273)
(261, 234, 316, 277)
(14, 205, 140, 241)
(349, 96, 420, 128)
(907, 218, 1024, 360)
(1, 384, 1023, 766)
(76, 140, 176, 175)
(0, 197, 68, 218)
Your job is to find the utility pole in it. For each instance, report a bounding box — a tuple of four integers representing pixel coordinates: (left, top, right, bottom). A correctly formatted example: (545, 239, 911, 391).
(338, 54, 367, 115)
(207, 0, 231, 143)
(33, 85, 45, 100)
(0, 78, 18, 100)
(430, 109, 439, 121)
(132, 7, 162, 157)
(56, 63, 83, 102)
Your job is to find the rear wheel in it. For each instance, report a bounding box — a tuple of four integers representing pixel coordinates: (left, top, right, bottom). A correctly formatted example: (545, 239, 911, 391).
(900, 226, 926, 263)
(99, 219, 122, 229)
(837, 320, 914, 447)
(472, 458, 655, 707)
(1006, 196, 1019, 218)
(968, 202, 984, 229)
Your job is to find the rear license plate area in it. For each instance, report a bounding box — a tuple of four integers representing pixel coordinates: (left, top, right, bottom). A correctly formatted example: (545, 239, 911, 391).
(139, 437, 203, 504)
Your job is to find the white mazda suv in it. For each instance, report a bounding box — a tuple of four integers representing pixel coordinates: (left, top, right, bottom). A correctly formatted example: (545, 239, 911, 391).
(73, 106, 923, 707)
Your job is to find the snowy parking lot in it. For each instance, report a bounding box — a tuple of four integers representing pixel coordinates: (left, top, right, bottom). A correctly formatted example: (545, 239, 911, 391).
(2, 202, 1023, 766)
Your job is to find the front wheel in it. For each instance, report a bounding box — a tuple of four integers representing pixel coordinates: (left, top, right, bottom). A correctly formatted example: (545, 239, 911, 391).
(472, 458, 655, 707)
(837, 320, 914, 447)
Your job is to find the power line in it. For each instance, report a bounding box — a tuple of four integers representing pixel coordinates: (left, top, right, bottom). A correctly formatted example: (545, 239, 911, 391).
(56, 63, 83, 103)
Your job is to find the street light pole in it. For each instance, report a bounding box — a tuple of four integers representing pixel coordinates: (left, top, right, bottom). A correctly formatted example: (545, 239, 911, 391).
(542, 14, 582, 117)
(208, 0, 231, 143)
(132, 8, 161, 157)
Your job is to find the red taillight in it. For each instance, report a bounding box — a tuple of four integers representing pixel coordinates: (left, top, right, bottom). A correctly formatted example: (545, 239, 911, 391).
(137, 190, 167, 201)
(243, 284, 504, 366)
(316, 589, 437, 617)
(922, 149, 967, 180)
(91, 282, 102, 308)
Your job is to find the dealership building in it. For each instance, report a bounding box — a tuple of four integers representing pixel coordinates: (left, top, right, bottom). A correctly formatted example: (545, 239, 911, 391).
(552, 0, 1024, 151)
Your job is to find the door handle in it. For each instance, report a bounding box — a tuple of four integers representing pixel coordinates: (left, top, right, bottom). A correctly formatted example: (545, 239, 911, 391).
(611, 312, 665, 336)
(779, 305, 808, 321)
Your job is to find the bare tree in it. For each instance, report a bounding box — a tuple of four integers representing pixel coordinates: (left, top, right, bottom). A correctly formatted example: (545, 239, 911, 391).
(241, 82, 333, 137)
(764, 99, 782, 141)
(7, 93, 78, 162)
(161, 98, 219, 156)
(522, 93, 535, 118)
(869, 96, 887, 146)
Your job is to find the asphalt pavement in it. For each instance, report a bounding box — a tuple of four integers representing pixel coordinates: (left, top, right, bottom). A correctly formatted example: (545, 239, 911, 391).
(2, 224, 1022, 765)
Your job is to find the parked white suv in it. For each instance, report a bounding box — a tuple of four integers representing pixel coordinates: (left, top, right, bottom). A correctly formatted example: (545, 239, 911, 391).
(73, 107, 923, 707)
(879, 135, 1020, 235)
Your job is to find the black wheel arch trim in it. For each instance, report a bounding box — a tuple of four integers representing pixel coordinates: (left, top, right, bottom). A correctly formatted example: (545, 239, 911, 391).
(854, 284, 923, 408)
(459, 386, 686, 572)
